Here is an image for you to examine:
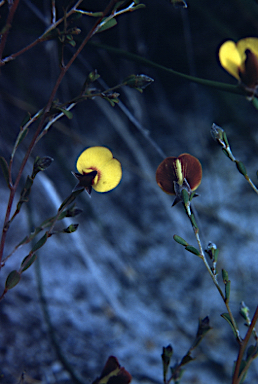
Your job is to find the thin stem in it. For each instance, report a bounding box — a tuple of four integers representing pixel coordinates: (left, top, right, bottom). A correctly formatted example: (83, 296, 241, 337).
(90, 42, 250, 97)
(232, 305, 258, 384)
(0, 0, 20, 60)
(244, 175, 258, 195)
(185, 200, 241, 343)
(0, 0, 119, 268)
(0, 0, 84, 66)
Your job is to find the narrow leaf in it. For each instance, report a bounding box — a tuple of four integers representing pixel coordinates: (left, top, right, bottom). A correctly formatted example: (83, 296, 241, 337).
(236, 161, 247, 177)
(221, 313, 238, 338)
(21, 253, 37, 272)
(173, 234, 188, 246)
(5, 270, 20, 290)
(97, 18, 117, 33)
(225, 280, 231, 303)
(185, 245, 200, 256)
(11, 128, 28, 158)
(222, 269, 229, 283)
(180, 354, 194, 366)
(57, 107, 73, 119)
(31, 233, 48, 252)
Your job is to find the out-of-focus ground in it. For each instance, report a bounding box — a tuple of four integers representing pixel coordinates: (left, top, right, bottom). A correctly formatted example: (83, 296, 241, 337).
(0, 0, 258, 383)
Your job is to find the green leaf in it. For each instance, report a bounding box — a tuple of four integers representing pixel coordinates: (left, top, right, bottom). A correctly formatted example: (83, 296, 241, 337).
(185, 245, 200, 256)
(246, 344, 258, 360)
(5, 270, 20, 290)
(225, 280, 231, 303)
(181, 188, 189, 205)
(214, 248, 219, 262)
(75, 10, 103, 17)
(222, 131, 229, 147)
(18, 176, 33, 205)
(180, 354, 194, 366)
(97, 18, 117, 33)
(20, 112, 31, 128)
(11, 128, 28, 159)
(102, 95, 120, 107)
(222, 268, 229, 283)
(221, 313, 238, 338)
(57, 107, 73, 119)
(236, 161, 247, 177)
(31, 233, 48, 252)
(190, 213, 198, 229)
(21, 253, 37, 272)
(173, 234, 188, 246)
(252, 97, 258, 110)
(132, 3, 145, 10)
(0, 156, 10, 187)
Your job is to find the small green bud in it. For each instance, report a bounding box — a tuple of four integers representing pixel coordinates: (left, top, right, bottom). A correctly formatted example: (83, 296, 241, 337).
(32, 156, 54, 179)
(240, 302, 250, 321)
(124, 74, 154, 92)
(63, 224, 79, 233)
(211, 123, 224, 142)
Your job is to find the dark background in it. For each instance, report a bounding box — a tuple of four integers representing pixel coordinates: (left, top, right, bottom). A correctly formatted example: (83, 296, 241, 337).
(0, 0, 258, 383)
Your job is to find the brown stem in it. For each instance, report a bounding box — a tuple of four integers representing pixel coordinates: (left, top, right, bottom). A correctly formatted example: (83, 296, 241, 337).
(0, 0, 84, 66)
(232, 305, 258, 384)
(0, 0, 119, 269)
(0, 0, 20, 61)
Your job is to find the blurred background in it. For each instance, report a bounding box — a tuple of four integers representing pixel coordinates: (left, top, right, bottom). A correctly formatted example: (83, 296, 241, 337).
(1, 0, 258, 383)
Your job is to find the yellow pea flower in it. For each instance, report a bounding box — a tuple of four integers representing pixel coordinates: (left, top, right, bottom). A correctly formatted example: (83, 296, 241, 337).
(156, 153, 202, 195)
(72, 146, 122, 195)
(219, 37, 258, 89)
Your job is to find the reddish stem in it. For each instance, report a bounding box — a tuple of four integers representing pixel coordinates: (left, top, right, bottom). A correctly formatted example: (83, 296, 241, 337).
(0, 0, 20, 61)
(232, 305, 258, 384)
(0, 0, 119, 269)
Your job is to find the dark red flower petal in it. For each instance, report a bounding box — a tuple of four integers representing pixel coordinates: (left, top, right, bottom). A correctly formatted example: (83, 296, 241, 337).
(92, 356, 132, 384)
(156, 153, 202, 195)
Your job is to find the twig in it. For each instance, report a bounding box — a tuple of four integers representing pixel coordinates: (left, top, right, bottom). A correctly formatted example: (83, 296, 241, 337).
(0, 0, 119, 268)
(0, 0, 20, 60)
(232, 305, 258, 384)
(0, 0, 84, 66)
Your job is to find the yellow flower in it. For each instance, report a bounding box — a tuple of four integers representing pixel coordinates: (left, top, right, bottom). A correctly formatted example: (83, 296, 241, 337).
(219, 37, 258, 89)
(156, 153, 202, 195)
(73, 146, 122, 195)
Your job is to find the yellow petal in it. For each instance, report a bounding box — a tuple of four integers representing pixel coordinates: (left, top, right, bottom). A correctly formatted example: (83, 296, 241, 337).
(93, 158, 122, 192)
(76, 146, 114, 174)
(237, 37, 258, 62)
(76, 146, 122, 193)
(219, 40, 242, 80)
